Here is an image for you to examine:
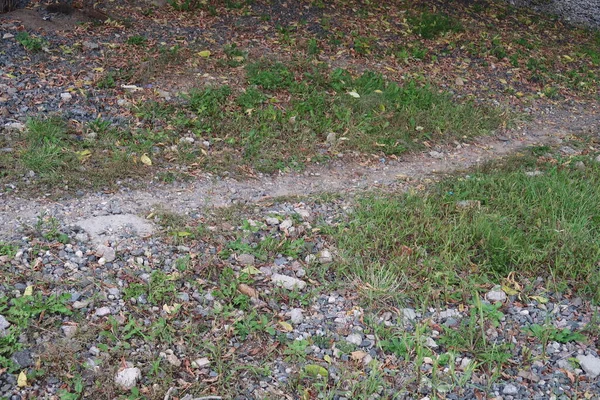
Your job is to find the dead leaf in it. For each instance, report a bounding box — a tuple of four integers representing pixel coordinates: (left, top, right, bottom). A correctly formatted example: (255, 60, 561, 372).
(351, 350, 367, 361)
(238, 283, 258, 298)
(278, 321, 293, 332)
(17, 371, 27, 387)
(140, 154, 152, 166)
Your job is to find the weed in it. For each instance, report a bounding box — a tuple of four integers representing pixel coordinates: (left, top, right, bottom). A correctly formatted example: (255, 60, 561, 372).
(0, 292, 72, 370)
(332, 151, 600, 302)
(16, 31, 46, 52)
(0, 242, 18, 257)
(246, 60, 294, 91)
(126, 35, 147, 46)
(523, 324, 587, 344)
(409, 11, 463, 39)
(96, 71, 116, 89)
(148, 271, 177, 304)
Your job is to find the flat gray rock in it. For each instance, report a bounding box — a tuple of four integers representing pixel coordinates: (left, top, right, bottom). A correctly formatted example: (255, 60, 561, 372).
(74, 214, 154, 244)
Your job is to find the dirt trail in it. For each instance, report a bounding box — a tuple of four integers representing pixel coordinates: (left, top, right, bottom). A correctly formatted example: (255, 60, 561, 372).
(0, 106, 598, 239)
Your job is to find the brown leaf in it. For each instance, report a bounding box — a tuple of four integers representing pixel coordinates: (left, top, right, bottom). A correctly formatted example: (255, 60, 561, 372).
(238, 283, 258, 298)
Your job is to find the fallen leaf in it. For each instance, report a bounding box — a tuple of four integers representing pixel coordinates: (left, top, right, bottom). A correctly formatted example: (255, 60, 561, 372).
(455, 77, 465, 86)
(278, 321, 293, 332)
(241, 266, 262, 275)
(501, 285, 519, 296)
(140, 154, 152, 166)
(351, 350, 367, 361)
(75, 149, 92, 162)
(198, 50, 211, 58)
(238, 283, 258, 298)
(303, 364, 328, 378)
(17, 371, 27, 387)
(347, 91, 360, 98)
(530, 295, 548, 304)
(23, 286, 33, 296)
(323, 354, 332, 363)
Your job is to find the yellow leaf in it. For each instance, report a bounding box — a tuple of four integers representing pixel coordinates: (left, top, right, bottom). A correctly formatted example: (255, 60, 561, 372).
(499, 79, 507, 84)
(278, 321, 293, 332)
(347, 91, 360, 98)
(563, 55, 573, 62)
(140, 154, 152, 166)
(501, 285, 519, 296)
(304, 364, 328, 378)
(198, 50, 211, 58)
(76, 150, 92, 162)
(23, 286, 33, 296)
(175, 231, 192, 237)
(17, 371, 27, 387)
(324, 354, 332, 363)
(530, 295, 548, 304)
(351, 350, 367, 360)
(241, 266, 262, 275)
(374, 90, 383, 94)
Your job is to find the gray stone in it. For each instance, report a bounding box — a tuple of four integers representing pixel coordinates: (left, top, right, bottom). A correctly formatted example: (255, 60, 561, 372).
(289, 308, 304, 324)
(272, 274, 306, 290)
(96, 245, 116, 262)
(75, 214, 154, 245)
(237, 253, 255, 266)
(95, 306, 111, 317)
(317, 249, 333, 264)
(114, 367, 141, 390)
(279, 219, 293, 230)
(577, 354, 600, 378)
(400, 308, 417, 321)
(62, 325, 78, 338)
(346, 333, 363, 346)
(11, 350, 33, 368)
(486, 287, 507, 302)
(83, 41, 100, 50)
(503, 383, 519, 395)
(0, 315, 9, 330)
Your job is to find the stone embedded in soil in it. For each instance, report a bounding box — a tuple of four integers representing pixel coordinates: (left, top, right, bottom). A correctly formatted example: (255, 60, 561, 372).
(346, 333, 363, 346)
(237, 253, 255, 266)
(114, 367, 141, 390)
(317, 249, 333, 264)
(289, 308, 304, 324)
(486, 287, 507, 302)
(0, 315, 9, 330)
(577, 354, 600, 378)
(271, 274, 306, 290)
(94, 307, 111, 317)
(503, 383, 519, 395)
(96, 244, 116, 262)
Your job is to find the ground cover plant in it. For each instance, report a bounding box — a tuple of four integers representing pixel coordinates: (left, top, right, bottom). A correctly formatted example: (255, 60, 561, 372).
(1, 142, 599, 399)
(1, 0, 599, 193)
(1, 0, 600, 398)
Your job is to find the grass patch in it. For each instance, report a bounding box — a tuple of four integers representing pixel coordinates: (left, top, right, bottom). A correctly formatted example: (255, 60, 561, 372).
(333, 150, 600, 303)
(138, 64, 504, 174)
(408, 11, 463, 39)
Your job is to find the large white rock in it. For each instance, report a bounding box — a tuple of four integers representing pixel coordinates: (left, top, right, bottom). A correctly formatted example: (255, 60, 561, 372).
(114, 367, 141, 390)
(577, 354, 600, 378)
(271, 274, 306, 290)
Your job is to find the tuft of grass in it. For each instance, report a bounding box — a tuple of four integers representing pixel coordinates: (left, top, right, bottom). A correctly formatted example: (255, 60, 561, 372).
(246, 60, 294, 90)
(126, 34, 147, 46)
(333, 151, 600, 303)
(408, 11, 463, 40)
(15, 31, 46, 52)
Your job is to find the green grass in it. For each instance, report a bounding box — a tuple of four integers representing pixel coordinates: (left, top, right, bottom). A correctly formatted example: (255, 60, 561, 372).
(1, 60, 505, 190)
(15, 32, 46, 52)
(333, 151, 600, 303)
(408, 11, 463, 39)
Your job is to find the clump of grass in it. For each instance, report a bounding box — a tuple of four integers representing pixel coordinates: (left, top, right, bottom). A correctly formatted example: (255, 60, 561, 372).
(333, 152, 600, 302)
(408, 11, 463, 39)
(15, 31, 46, 52)
(246, 60, 294, 90)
